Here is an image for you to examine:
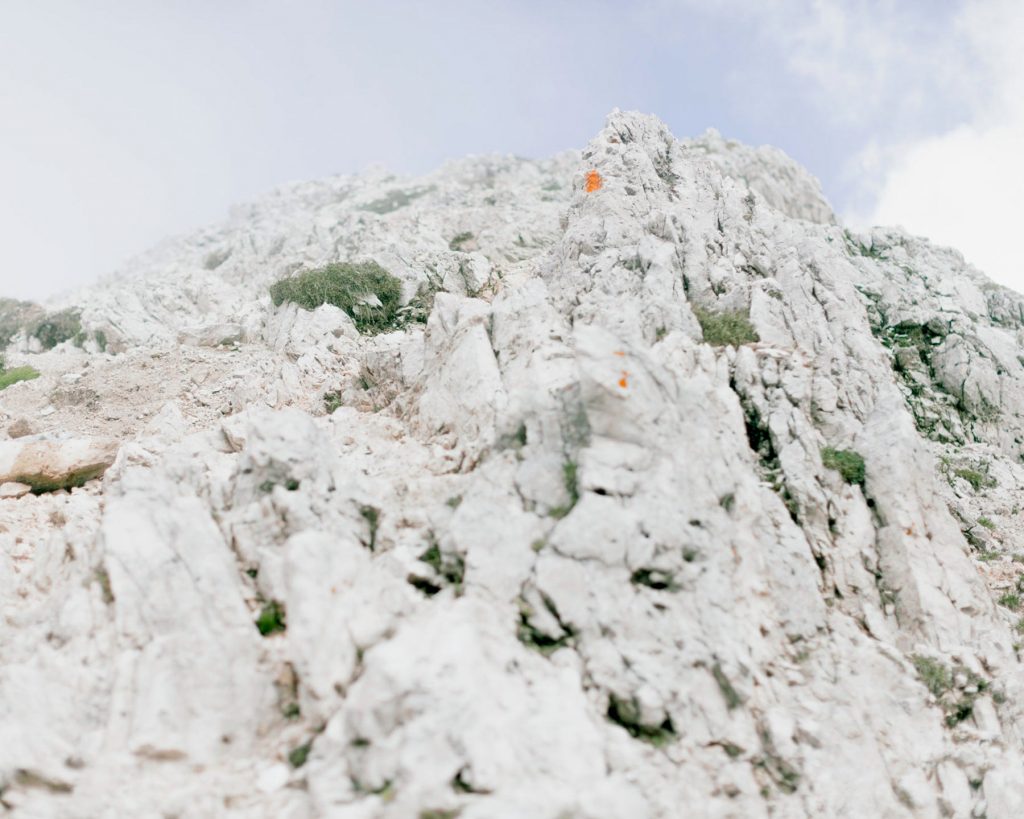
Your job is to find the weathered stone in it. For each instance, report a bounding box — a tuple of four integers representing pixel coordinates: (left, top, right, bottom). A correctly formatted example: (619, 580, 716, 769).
(177, 322, 243, 348)
(0, 434, 119, 492)
(0, 481, 31, 499)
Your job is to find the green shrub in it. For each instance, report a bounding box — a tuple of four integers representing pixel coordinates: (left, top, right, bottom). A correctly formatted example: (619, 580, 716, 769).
(630, 568, 679, 592)
(0, 298, 44, 347)
(269, 262, 402, 334)
(0, 365, 40, 391)
(416, 537, 465, 590)
(29, 309, 83, 349)
(844, 230, 887, 259)
(288, 742, 312, 768)
(911, 653, 990, 726)
(255, 600, 286, 635)
(448, 231, 474, 251)
(954, 467, 996, 491)
(323, 391, 343, 414)
(693, 307, 759, 347)
(821, 447, 866, 486)
(359, 505, 381, 551)
(998, 593, 1020, 610)
(912, 655, 952, 698)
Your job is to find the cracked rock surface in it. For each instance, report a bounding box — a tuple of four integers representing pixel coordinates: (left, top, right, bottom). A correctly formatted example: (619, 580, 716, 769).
(2, 110, 1024, 818)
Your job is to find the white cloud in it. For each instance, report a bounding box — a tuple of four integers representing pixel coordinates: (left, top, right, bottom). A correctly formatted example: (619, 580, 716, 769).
(863, 0, 1024, 289)
(692, 0, 977, 132)
(781, 0, 970, 126)
(742, 0, 1024, 289)
(868, 123, 1024, 286)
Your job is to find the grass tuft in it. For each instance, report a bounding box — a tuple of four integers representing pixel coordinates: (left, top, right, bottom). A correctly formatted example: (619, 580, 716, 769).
(954, 467, 996, 492)
(693, 307, 759, 347)
(912, 655, 952, 698)
(270, 262, 402, 334)
(255, 600, 286, 635)
(821, 447, 866, 486)
(0, 365, 40, 391)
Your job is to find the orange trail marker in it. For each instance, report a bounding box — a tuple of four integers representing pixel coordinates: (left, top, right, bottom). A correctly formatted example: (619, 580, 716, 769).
(585, 170, 603, 193)
(618, 371, 629, 389)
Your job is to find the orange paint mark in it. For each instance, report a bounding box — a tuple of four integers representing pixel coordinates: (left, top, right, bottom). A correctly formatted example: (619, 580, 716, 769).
(585, 170, 603, 193)
(613, 350, 625, 357)
(618, 371, 629, 389)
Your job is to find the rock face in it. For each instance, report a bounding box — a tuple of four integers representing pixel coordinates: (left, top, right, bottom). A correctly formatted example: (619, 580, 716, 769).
(2, 110, 1024, 817)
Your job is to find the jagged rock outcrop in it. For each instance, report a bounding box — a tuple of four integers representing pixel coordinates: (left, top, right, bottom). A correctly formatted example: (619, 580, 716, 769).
(2, 110, 1024, 818)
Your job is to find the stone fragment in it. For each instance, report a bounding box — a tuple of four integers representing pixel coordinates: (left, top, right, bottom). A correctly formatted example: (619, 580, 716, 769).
(7, 418, 34, 439)
(0, 481, 31, 499)
(177, 322, 243, 347)
(0, 434, 119, 492)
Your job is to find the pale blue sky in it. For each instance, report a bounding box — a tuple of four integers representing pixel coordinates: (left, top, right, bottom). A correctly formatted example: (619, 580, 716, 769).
(1, 0, 1020, 299)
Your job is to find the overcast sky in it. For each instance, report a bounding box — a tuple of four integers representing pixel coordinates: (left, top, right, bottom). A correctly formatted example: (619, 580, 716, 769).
(1, 0, 1022, 301)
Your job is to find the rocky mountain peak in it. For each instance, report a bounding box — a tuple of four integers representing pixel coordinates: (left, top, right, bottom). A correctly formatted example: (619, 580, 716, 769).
(2, 110, 1023, 817)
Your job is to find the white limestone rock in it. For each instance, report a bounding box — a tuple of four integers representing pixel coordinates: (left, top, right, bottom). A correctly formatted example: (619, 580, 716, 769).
(0, 433, 119, 492)
(0, 481, 31, 499)
(177, 321, 243, 348)
(2, 109, 1024, 818)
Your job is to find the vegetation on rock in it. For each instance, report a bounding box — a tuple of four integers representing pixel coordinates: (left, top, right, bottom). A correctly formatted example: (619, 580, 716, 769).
(448, 231, 474, 251)
(821, 447, 866, 486)
(0, 363, 41, 391)
(269, 262, 402, 334)
(0, 298, 45, 347)
(255, 600, 286, 635)
(693, 306, 759, 347)
(30, 308, 85, 349)
(911, 654, 990, 727)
